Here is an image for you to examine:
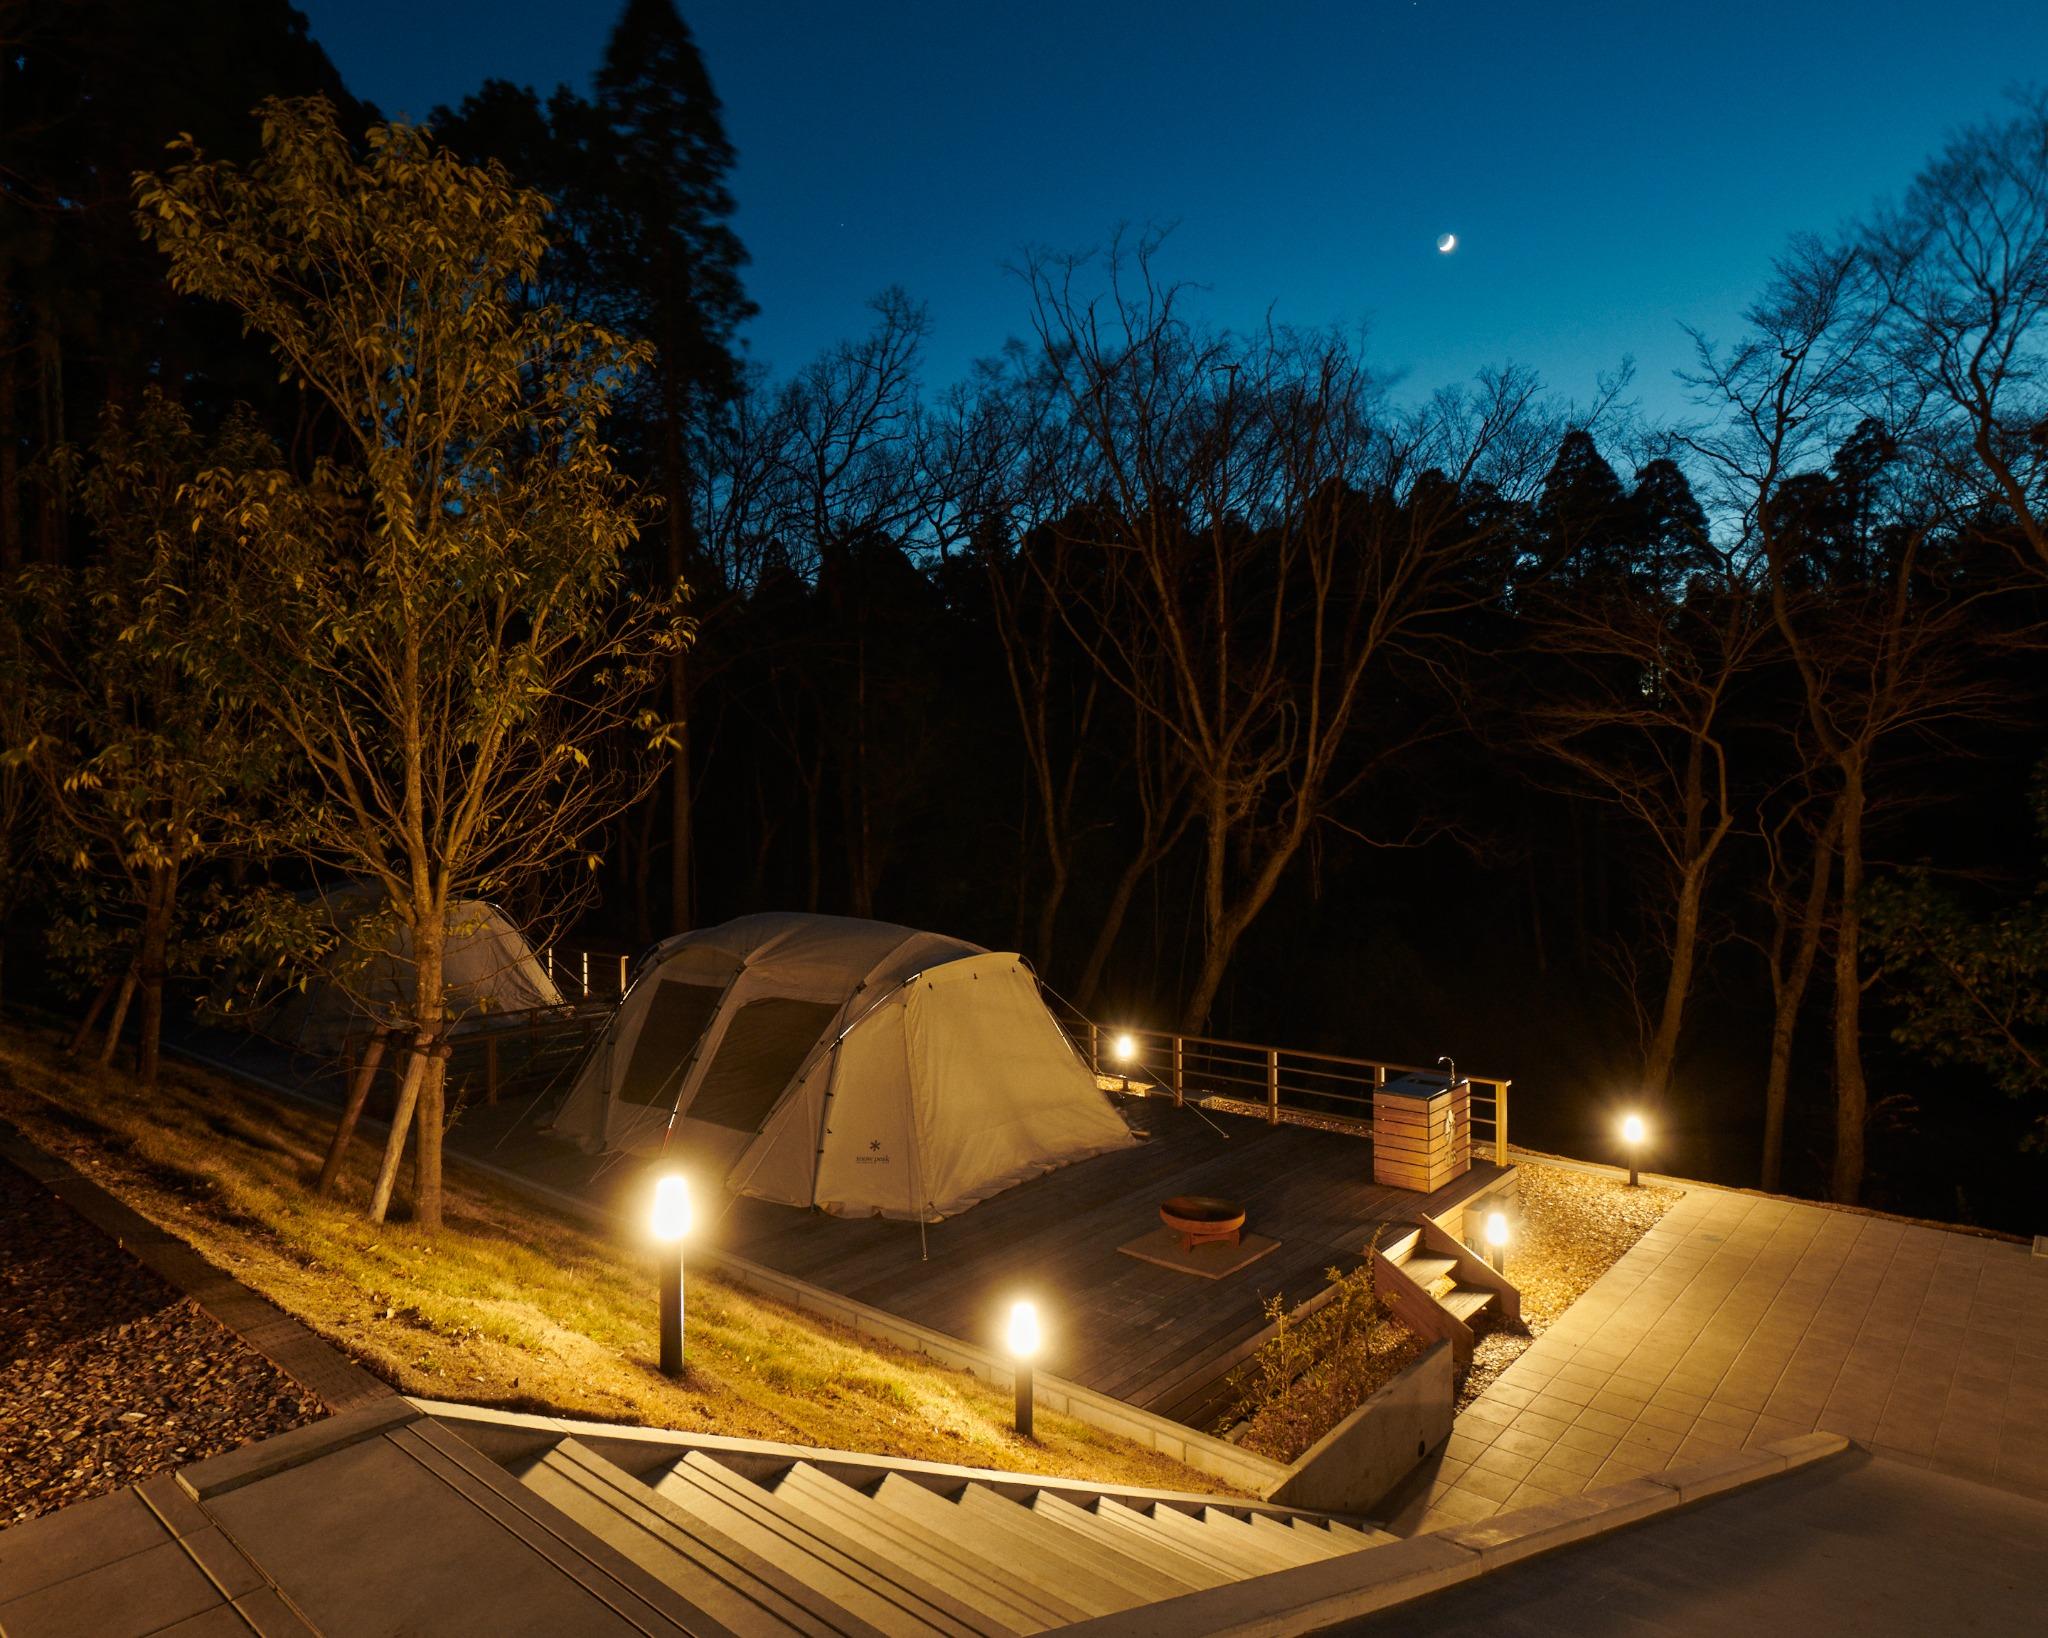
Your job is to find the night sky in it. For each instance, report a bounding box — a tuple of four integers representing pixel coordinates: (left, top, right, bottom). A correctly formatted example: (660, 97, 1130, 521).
(301, 0, 2048, 429)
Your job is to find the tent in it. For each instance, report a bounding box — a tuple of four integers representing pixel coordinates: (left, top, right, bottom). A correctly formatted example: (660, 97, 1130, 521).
(549, 912, 1137, 1220)
(269, 889, 564, 1053)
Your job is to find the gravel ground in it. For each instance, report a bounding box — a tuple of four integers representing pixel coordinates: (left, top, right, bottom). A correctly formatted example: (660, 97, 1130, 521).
(1456, 1163, 1680, 1410)
(0, 1161, 325, 1527)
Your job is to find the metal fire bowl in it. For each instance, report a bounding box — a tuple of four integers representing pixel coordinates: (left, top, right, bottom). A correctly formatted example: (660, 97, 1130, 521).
(1160, 1195, 1247, 1244)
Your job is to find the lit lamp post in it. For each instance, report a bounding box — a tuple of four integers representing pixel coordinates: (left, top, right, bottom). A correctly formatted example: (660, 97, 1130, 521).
(1621, 1113, 1646, 1188)
(1007, 1299, 1041, 1438)
(1484, 1209, 1510, 1275)
(651, 1173, 691, 1378)
(1111, 1032, 1137, 1090)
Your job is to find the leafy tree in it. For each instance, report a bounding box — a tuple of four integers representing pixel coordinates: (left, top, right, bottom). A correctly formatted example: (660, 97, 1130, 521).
(6, 390, 273, 1085)
(139, 97, 686, 1230)
(1867, 767, 2048, 1146)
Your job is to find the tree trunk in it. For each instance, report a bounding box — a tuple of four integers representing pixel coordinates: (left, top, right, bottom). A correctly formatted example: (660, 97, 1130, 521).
(1181, 791, 1304, 1032)
(134, 864, 176, 1091)
(1830, 765, 1870, 1204)
(97, 969, 138, 1067)
(317, 1026, 390, 1196)
(1761, 814, 1836, 1193)
(411, 1047, 448, 1233)
(68, 979, 116, 1056)
(1074, 851, 1149, 1012)
(367, 1039, 430, 1225)
(1641, 860, 1706, 1100)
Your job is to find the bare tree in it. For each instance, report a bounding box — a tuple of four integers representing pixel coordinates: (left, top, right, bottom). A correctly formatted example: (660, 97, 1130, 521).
(1024, 240, 1550, 1029)
(1526, 515, 1768, 1099)
(1685, 239, 2007, 1200)
(1866, 91, 2048, 579)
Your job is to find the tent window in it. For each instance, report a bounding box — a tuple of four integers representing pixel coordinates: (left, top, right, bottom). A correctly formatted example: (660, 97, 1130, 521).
(691, 997, 842, 1131)
(618, 978, 727, 1108)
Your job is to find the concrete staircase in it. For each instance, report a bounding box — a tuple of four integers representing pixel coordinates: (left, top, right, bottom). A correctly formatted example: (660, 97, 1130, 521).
(490, 1430, 1400, 1634)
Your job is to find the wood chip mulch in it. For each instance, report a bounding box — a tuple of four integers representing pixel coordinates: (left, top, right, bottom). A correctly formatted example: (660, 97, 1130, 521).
(1456, 1163, 1681, 1409)
(0, 1161, 325, 1528)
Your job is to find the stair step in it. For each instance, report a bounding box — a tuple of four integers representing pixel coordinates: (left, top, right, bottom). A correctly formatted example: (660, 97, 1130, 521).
(1093, 1499, 1299, 1580)
(772, 1464, 1070, 1633)
(1400, 1255, 1459, 1288)
(650, 1452, 981, 1636)
(1244, 1512, 1357, 1563)
(999, 1490, 1220, 1597)
(1439, 1285, 1497, 1323)
(512, 1438, 839, 1635)
(869, 1478, 1147, 1618)
(1318, 1519, 1403, 1549)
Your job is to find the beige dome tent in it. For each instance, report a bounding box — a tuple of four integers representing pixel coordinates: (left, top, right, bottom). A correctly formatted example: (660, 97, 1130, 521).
(270, 888, 564, 1053)
(549, 912, 1136, 1220)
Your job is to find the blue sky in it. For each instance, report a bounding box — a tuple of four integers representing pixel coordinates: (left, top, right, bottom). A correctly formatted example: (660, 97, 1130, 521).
(297, 0, 2048, 435)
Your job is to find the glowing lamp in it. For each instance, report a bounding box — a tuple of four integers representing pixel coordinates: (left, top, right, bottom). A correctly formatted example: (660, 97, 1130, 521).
(1007, 1299, 1041, 1438)
(651, 1174, 692, 1242)
(1111, 1032, 1137, 1065)
(651, 1173, 690, 1378)
(1621, 1113, 1646, 1187)
(1484, 1209, 1510, 1273)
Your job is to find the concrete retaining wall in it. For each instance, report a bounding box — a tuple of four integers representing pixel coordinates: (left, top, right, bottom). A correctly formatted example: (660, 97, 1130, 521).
(1264, 1341, 1453, 1513)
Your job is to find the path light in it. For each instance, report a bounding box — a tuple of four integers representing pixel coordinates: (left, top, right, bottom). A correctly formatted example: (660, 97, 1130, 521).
(1621, 1113, 1647, 1187)
(1484, 1209, 1510, 1275)
(1007, 1299, 1042, 1438)
(1111, 1032, 1137, 1064)
(651, 1173, 691, 1378)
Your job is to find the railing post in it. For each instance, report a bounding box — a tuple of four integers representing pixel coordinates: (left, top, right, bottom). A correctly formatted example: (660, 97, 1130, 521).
(485, 1034, 499, 1105)
(1497, 1079, 1510, 1166)
(580, 949, 590, 999)
(544, 946, 553, 984)
(1172, 1035, 1184, 1107)
(618, 954, 628, 994)
(1089, 1021, 1100, 1074)
(1267, 1048, 1280, 1126)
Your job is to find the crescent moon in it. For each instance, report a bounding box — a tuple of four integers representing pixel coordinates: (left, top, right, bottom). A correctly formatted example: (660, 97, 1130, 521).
(1437, 233, 1457, 254)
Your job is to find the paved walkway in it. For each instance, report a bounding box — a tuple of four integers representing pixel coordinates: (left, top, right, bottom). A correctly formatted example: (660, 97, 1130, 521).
(1351, 1448, 2048, 1636)
(1405, 1181, 2048, 1529)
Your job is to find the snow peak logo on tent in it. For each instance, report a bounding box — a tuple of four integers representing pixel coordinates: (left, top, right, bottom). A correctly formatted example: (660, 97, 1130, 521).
(856, 1138, 890, 1165)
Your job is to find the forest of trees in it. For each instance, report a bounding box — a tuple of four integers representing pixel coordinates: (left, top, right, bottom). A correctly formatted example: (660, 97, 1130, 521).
(3, 2, 2044, 1232)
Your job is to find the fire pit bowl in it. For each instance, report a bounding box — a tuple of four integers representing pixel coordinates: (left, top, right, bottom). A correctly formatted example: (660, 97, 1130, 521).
(1160, 1194, 1247, 1251)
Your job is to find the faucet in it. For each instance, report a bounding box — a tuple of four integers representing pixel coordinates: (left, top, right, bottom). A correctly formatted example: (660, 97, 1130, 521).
(1437, 1054, 1457, 1089)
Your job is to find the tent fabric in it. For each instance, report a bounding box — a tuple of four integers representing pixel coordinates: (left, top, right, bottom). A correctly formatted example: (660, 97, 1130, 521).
(551, 912, 1136, 1220)
(269, 890, 563, 1053)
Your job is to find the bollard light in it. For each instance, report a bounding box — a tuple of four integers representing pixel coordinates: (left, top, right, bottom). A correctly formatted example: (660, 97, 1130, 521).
(1111, 1032, 1137, 1064)
(1007, 1299, 1042, 1438)
(1484, 1209, 1510, 1274)
(651, 1173, 691, 1378)
(1621, 1113, 1646, 1188)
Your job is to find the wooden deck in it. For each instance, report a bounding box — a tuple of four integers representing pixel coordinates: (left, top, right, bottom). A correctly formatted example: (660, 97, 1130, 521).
(173, 1030, 1503, 1434)
(709, 1097, 1505, 1429)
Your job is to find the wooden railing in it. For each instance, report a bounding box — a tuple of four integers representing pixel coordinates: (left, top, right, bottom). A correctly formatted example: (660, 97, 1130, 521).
(537, 941, 635, 1003)
(1047, 1004, 1510, 1167)
(339, 1000, 612, 1112)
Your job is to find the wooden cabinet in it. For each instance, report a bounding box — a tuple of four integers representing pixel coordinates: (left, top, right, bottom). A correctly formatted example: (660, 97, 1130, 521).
(1372, 1074, 1471, 1193)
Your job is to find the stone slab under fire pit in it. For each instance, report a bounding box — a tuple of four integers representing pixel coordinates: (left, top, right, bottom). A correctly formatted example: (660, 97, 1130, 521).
(1118, 1226, 1282, 1279)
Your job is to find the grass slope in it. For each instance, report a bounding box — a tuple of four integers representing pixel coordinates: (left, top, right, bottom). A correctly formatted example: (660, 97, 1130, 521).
(0, 1020, 1233, 1494)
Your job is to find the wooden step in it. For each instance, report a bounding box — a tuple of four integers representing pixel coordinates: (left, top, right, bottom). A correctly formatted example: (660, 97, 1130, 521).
(512, 1438, 841, 1636)
(771, 1464, 1069, 1633)
(1400, 1254, 1459, 1287)
(650, 1453, 979, 1636)
(1439, 1285, 1497, 1323)
(868, 1477, 1149, 1618)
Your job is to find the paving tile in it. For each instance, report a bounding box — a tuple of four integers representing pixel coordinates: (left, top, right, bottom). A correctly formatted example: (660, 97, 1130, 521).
(1451, 1463, 1524, 1505)
(1508, 1409, 1573, 1442)
(1555, 1423, 1620, 1459)
(1470, 1443, 1538, 1482)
